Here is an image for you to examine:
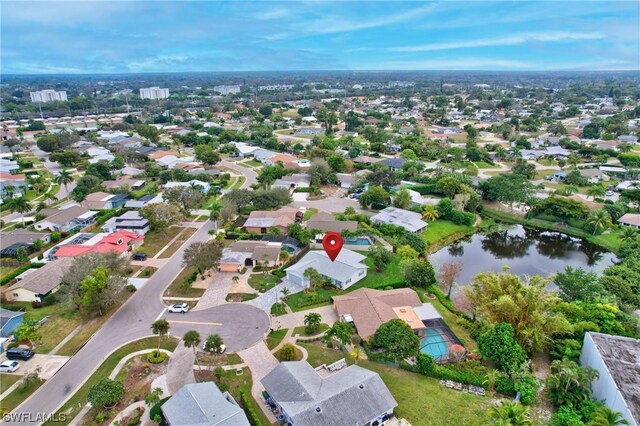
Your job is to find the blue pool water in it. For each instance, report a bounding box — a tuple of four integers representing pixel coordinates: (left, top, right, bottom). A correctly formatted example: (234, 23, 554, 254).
(420, 328, 448, 360)
(344, 237, 372, 246)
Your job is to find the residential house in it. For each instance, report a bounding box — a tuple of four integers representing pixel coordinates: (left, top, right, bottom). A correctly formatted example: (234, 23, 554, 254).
(35, 205, 98, 232)
(262, 361, 397, 426)
(0, 308, 25, 338)
(371, 207, 427, 233)
(4, 258, 74, 303)
(272, 174, 311, 191)
(52, 230, 143, 259)
(545, 146, 570, 159)
(81, 192, 129, 210)
(0, 172, 26, 196)
(252, 148, 279, 164)
(618, 213, 640, 229)
(267, 153, 298, 167)
(243, 207, 301, 235)
(578, 169, 609, 184)
(124, 193, 163, 209)
(332, 288, 437, 340)
(580, 333, 639, 426)
(336, 173, 354, 189)
(148, 150, 180, 161)
(102, 211, 150, 235)
(0, 230, 51, 257)
(306, 211, 358, 237)
(102, 178, 145, 191)
(0, 158, 20, 174)
(285, 249, 367, 290)
(218, 241, 283, 272)
(161, 382, 250, 426)
(164, 180, 210, 193)
(379, 158, 406, 171)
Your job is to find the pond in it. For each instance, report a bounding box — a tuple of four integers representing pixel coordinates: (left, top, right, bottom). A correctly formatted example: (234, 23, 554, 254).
(429, 224, 616, 286)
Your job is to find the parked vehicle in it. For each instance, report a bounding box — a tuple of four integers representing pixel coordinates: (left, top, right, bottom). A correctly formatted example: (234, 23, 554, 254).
(6, 347, 34, 361)
(131, 253, 148, 261)
(167, 303, 189, 313)
(203, 342, 226, 354)
(605, 190, 614, 196)
(0, 360, 20, 372)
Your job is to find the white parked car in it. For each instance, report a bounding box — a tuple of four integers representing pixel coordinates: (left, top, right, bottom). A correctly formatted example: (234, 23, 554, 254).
(0, 360, 20, 373)
(167, 303, 189, 313)
(605, 191, 614, 197)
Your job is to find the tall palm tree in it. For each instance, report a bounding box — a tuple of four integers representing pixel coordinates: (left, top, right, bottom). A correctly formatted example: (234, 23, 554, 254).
(280, 287, 290, 301)
(304, 312, 322, 334)
(1, 184, 16, 199)
(6, 196, 31, 226)
(587, 210, 612, 235)
(55, 169, 73, 200)
(183, 330, 202, 378)
(587, 185, 606, 200)
(151, 319, 170, 357)
(587, 406, 630, 426)
(209, 202, 222, 232)
(486, 401, 532, 426)
(422, 204, 439, 222)
(620, 227, 638, 243)
(567, 153, 582, 169)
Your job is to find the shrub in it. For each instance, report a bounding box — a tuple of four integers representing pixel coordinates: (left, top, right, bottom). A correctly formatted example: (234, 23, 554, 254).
(549, 406, 584, 426)
(276, 343, 298, 361)
(444, 209, 475, 226)
(495, 375, 516, 396)
(0, 263, 44, 286)
(95, 413, 106, 423)
(240, 391, 263, 426)
(149, 397, 169, 422)
(514, 374, 540, 405)
(416, 354, 435, 375)
(147, 352, 168, 364)
(125, 284, 137, 293)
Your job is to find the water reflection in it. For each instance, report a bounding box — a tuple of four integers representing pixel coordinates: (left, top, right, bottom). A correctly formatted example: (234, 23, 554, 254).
(430, 225, 616, 285)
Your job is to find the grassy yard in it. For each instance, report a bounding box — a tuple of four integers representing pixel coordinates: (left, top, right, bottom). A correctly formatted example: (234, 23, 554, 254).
(229, 176, 246, 190)
(165, 266, 205, 298)
(472, 161, 497, 169)
(0, 373, 22, 390)
(56, 310, 118, 356)
(43, 337, 179, 426)
(138, 227, 185, 257)
(422, 220, 474, 247)
(157, 227, 197, 258)
(195, 351, 242, 366)
(299, 342, 352, 369)
(303, 207, 318, 220)
(293, 323, 329, 336)
(266, 328, 288, 350)
(360, 360, 492, 426)
(534, 169, 556, 180)
(0, 265, 18, 278)
(0, 375, 45, 414)
(247, 272, 281, 292)
(536, 158, 558, 166)
(242, 159, 263, 168)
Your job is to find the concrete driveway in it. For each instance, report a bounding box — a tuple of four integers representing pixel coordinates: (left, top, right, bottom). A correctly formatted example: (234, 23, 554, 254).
(0, 354, 70, 380)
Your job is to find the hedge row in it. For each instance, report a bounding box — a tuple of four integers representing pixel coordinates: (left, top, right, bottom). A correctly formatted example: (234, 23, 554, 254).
(1, 262, 44, 286)
(240, 391, 264, 426)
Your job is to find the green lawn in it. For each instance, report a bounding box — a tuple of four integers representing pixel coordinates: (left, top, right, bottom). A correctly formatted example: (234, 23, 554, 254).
(247, 272, 281, 292)
(422, 220, 474, 248)
(242, 159, 263, 168)
(266, 328, 288, 350)
(165, 266, 205, 298)
(293, 323, 329, 336)
(0, 375, 44, 414)
(138, 227, 185, 257)
(229, 176, 246, 190)
(360, 360, 492, 426)
(534, 169, 556, 180)
(303, 207, 319, 220)
(298, 342, 352, 369)
(158, 227, 196, 258)
(0, 373, 22, 390)
(537, 158, 558, 166)
(473, 161, 497, 169)
(43, 337, 179, 426)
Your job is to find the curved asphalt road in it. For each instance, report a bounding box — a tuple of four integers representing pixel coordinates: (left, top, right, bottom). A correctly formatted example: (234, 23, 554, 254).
(4, 220, 269, 425)
(219, 159, 257, 189)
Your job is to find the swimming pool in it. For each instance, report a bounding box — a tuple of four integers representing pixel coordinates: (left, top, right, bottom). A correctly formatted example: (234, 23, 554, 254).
(343, 237, 372, 246)
(420, 328, 448, 360)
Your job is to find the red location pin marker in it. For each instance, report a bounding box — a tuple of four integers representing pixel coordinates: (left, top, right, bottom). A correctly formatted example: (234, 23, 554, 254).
(322, 231, 343, 262)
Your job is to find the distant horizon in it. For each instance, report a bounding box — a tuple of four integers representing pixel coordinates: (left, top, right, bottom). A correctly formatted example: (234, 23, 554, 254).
(2, 1, 638, 74)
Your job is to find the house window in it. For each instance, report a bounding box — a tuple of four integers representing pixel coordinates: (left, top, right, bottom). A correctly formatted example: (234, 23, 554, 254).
(13, 293, 19, 297)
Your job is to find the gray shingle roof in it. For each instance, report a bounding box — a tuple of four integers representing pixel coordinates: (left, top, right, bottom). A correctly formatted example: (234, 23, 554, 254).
(370, 207, 427, 233)
(161, 382, 250, 426)
(262, 362, 397, 426)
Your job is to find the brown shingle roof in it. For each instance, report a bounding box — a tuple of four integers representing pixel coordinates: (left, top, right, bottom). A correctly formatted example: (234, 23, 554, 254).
(6, 258, 74, 296)
(307, 211, 358, 233)
(332, 288, 422, 339)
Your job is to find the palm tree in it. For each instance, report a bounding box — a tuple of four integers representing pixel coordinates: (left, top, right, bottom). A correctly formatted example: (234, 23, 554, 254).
(151, 319, 170, 356)
(6, 196, 31, 226)
(620, 227, 638, 243)
(422, 204, 439, 222)
(232, 275, 240, 286)
(55, 169, 73, 200)
(349, 347, 363, 364)
(587, 406, 630, 426)
(204, 334, 224, 354)
(563, 185, 580, 196)
(280, 287, 290, 301)
(567, 153, 582, 169)
(483, 369, 500, 393)
(304, 312, 322, 334)
(44, 191, 58, 204)
(1, 184, 16, 199)
(546, 359, 599, 408)
(210, 202, 222, 233)
(486, 401, 532, 426)
(183, 330, 202, 378)
(587, 185, 606, 200)
(587, 209, 612, 235)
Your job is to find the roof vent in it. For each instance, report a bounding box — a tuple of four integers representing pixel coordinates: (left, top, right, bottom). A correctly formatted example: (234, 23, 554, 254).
(400, 309, 407, 313)
(359, 384, 365, 389)
(315, 407, 321, 413)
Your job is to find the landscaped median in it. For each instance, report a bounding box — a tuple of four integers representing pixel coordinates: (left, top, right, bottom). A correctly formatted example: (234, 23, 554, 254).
(42, 337, 179, 426)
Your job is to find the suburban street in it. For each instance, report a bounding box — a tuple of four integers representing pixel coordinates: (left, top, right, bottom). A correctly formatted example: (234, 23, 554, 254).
(4, 220, 269, 426)
(219, 159, 257, 188)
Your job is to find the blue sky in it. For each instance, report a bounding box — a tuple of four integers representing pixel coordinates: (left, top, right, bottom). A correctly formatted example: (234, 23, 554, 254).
(2, 1, 639, 73)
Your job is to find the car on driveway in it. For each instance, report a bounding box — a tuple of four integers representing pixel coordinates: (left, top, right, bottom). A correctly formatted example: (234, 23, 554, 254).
(167, 303, 189, 313)
(0, 360, 20, 373)
(6, 347, 34, 361)
(605, 190, 614, 197)
(131, 253, 148, 261)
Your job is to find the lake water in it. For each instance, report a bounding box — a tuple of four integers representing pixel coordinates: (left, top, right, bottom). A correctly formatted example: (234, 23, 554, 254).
(429, 225, 617, 286)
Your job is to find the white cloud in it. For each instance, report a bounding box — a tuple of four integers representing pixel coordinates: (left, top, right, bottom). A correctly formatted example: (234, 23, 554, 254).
(303, 3, 439, 35)
(361, 58, 533, 70)
(126, 55, 190, 72)
(390, 31, 606, 52)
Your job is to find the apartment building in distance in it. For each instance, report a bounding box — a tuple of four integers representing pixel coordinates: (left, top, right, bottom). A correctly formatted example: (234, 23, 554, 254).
(213, 85, 241, 95)
(139, 86, 170, 99)
(30, 90, 68, 103)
